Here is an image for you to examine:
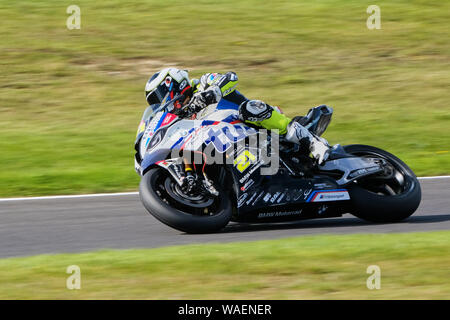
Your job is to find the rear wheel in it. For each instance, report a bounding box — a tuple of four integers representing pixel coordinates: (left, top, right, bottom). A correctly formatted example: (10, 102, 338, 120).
(344, 145, 421, 222)
(139, 167, 232, 233)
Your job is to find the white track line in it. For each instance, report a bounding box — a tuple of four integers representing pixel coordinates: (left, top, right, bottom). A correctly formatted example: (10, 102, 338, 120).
(417, 175, 450, 180)
(0, 176, 449, 202)
(0, 192, 139, 202)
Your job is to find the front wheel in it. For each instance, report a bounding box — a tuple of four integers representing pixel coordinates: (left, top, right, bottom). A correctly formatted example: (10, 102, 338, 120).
(139, 167, 232, 233)
(344, 145, 421, 223)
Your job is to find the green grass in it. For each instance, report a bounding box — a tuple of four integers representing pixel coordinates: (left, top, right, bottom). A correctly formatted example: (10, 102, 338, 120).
(0, 231, 449, 299)
(0, 0, 449, 196)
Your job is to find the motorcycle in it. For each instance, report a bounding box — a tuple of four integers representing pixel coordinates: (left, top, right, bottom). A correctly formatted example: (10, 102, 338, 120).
(134, 95, 421, 233)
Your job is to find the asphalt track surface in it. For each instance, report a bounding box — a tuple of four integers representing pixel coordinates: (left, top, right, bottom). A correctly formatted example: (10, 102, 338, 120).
(0, 178, 449, 258)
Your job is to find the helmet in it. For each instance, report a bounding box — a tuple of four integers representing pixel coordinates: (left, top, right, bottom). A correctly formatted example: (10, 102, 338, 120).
(145, 68, 191, 106)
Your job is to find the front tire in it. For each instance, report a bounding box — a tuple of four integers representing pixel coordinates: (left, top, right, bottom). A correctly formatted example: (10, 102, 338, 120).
(139, 167, 232, 233)
(344, 145, 421, 223)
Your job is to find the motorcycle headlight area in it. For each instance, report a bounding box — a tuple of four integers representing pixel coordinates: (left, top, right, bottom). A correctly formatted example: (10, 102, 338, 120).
(146, 127, 168, 152)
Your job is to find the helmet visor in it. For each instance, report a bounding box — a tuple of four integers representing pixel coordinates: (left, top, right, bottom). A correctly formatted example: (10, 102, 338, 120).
(146, 84, 169, 105)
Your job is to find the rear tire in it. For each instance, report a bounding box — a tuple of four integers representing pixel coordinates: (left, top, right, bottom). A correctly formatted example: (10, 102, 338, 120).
(139, 167, 232, 233)
(344, 145, 421, 223)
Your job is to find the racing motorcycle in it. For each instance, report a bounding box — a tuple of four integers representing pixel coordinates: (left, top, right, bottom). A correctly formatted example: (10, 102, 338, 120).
(134, 95, 421, 233)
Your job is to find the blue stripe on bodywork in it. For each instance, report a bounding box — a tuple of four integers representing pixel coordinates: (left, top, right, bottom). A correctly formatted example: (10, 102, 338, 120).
(170, 127, 195, 149)
(170, 137, 184, 149)
(154, 112, 167, 131)
(306, 189, 348, 202)
(145, 137, 151, 147)
(221, 114, 239, 123)
(201, 120, 217, 126)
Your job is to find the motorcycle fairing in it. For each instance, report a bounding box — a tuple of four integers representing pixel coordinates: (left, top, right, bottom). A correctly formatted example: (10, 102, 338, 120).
(319, 156, 385, 185)
(137, 107, 258, 175)
(226, 138, 352, 221)
(230, 167, 351, 222)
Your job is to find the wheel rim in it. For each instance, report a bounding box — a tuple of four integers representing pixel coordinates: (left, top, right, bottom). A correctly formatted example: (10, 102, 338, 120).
(164, 177, 214, 208)
(349, 150, 415, 197)
(151, 170, 222, 216)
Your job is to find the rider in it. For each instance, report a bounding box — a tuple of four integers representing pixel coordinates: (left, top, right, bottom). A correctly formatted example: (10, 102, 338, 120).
(144, 67, 330, 163)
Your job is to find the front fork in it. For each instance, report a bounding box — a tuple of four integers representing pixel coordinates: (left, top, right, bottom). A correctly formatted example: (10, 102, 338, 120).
(156, 157, 219, 196)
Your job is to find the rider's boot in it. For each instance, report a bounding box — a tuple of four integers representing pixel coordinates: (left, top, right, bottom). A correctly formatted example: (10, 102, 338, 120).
(285, 120, 330, 164)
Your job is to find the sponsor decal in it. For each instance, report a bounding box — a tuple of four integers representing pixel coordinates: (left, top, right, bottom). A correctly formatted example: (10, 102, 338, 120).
(348, 166, 381, 179)
(292, 189, 303, 201)
(237, 193, 249, 208)
(234, 150, 257, 173)
(155, 160, 168, 167)
(277, 190, 288, 203)
(303, 189, 312, 200)
(317, 205, 328, 215)
(251, 191, 265, 205)
(245, 191, 258, 205)
(314, 182, 335, 189)
(248, 159, 263, 175)
(161, 113, 177, 127)
(238, 156, 264, 184)
(179, 79, 187, 90)
(285, 191, 291, 202)
(240, 179, 255, 192)
(257, 209, 303, 219)
(270, 192, 281, 203)
(156, 159, 180, 171)
(353, 168, 368, 176)
(239, 172, 251, 184)
(136, 120, 146, 136)
(263, 193, 271, 202)
(307, 189, 350, 202)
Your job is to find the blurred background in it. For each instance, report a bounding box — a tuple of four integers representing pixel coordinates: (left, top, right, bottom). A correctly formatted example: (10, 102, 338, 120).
(1, 0, 449, 197)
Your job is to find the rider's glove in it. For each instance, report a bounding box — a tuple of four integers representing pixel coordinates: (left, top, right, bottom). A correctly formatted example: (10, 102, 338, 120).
(189, 86, 222, 113)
